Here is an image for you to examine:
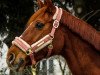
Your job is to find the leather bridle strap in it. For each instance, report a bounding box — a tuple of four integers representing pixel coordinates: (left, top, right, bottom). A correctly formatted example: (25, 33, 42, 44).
(47, 6, 62, 57)
(50, 6, 62, 37)
(12, 6, 63, 65)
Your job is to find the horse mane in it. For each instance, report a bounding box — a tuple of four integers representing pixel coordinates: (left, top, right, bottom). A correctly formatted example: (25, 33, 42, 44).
(61, 9, 100, 51)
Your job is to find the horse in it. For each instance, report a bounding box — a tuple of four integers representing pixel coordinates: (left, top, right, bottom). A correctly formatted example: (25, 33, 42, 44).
(6, 0, 100, 75)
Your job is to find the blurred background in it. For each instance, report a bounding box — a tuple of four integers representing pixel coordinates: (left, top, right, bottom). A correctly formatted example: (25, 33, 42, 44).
(0, 0, 100, 75)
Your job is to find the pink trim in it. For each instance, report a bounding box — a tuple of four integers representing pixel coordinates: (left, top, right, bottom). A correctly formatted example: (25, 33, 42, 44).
(50, 7, 63, 37)
(30, 53, 36, 65)
(12, 37, 30, 53)
(31, 35, 52, 52)
(53, 6, 59, 20)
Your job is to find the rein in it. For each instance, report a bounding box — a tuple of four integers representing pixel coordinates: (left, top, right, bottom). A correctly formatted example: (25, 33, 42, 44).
(12, 6, 63, 65)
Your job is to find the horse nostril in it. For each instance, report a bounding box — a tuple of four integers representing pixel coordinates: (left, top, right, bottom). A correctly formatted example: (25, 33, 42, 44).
(13, 58, 24, 71)
(19, 58, 24, 65)
(8, 53, 15, 64)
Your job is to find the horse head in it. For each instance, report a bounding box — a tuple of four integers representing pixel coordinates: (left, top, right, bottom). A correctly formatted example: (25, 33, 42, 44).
(6, 0, 65, 71)
(6, 0, 100, 74)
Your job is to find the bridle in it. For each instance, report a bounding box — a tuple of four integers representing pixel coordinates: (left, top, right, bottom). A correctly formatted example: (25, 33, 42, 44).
(12, 6, 62, 64)
(12, 6, 63, 65)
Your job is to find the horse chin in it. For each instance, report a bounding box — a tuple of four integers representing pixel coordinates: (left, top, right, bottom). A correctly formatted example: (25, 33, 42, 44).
(9, 66, 25, 72)
(16, 66, 25, 72)
(7, 61, 25, 72)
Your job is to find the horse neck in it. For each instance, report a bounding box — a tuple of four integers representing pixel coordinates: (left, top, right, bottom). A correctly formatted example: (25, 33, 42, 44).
(61, 25, 100, 75)
(62, 16, 100, 75)
(61, 9, 100, 51)
(59, 10, 100, 75)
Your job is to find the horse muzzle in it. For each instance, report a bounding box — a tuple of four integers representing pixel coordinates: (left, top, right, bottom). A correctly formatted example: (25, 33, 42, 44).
(7, 53, 25, 71)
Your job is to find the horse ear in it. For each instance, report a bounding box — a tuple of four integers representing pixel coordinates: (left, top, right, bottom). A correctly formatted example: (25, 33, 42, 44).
(37, 0, 54, 14)
(37, 0, 44, 8)
(44, 0, 53, 7)
(37, 0, 53, 8)
(44, 0, 55, 14)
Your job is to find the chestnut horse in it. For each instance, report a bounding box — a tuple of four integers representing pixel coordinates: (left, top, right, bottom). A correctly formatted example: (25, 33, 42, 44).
(6, 0, 100, 75)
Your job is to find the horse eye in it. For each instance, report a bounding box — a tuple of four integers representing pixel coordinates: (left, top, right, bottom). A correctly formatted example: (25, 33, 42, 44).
(35, 22, 44, 29)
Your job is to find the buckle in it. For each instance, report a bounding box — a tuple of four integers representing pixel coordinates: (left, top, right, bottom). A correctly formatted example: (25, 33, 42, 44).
(26, 48, 32, 55)
(48, 44, 53, 50)
(53, 20, 59, 28)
